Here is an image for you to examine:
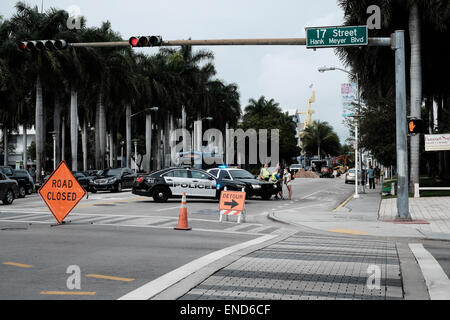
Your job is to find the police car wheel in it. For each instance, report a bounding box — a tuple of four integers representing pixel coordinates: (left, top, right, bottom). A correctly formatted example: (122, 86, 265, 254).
(152, 187, 169, 202)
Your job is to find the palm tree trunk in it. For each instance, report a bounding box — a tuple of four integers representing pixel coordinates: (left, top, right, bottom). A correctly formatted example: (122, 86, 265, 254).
(3, 125, 8, 166)
(409, 3, 422, 192)
(98, 94, 106, 169)
(145, 112, 152, 172)
(70, 88, 78, 171)
(53, 97, 61, 165)
(156, 123, 162, 170)
(126, 104, 131, 168)
(35, 75, 44, 181)
(109, 132, 113, 168)
(61, 116, 65, 162)
(82, 119, 88, 172)
(164, 113, 170, 167)
(22, 125, 27, 170)
(95, 101, 100, 168)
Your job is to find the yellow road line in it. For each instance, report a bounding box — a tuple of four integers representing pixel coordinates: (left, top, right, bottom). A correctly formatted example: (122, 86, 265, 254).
(332, 193, 355, 212)
(3, 262, 33, 268)
(86, 274, 135, 282)
(40, 291, 96, 296)
(327, 228, 368, 235)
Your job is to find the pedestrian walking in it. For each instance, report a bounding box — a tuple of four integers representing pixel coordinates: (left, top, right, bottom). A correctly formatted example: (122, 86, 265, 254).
(368, 165, 376, 189)
(375, 166, 380, 184)
(284, 168, 293, 200)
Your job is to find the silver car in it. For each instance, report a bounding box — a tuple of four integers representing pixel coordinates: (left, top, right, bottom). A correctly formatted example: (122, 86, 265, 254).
(345, 169, 363, 184)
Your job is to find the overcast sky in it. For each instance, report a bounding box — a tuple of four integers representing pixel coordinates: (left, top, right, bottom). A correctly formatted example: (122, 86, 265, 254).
(1, 0, 354, 143)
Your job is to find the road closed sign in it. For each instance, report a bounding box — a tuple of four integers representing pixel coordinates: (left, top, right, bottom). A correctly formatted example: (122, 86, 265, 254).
(38, 161, 86, 223)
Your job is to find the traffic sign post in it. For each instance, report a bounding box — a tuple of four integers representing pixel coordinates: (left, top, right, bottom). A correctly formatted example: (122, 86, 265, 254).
(219, 190, 246, 223)
(38, 161, 87, 224)
(306, 25, 368, 48)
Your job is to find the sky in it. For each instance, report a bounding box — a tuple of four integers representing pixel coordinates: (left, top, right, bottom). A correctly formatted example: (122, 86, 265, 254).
(1, 0, 355, 143)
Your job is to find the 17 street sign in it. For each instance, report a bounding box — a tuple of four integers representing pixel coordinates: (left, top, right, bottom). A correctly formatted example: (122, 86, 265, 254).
(306, 25, 368, 48)
(38, 161, 86, 223)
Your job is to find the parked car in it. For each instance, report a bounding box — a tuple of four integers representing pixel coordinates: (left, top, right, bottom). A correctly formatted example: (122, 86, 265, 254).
(72, 171, 93, 191)
(132, 167, 246, 202)
(0, 166, 34, 198)
(344, 168, 364, 184)
(207, 167, 278, 200)
(34, 175, 50, 191)
(0, 172, 19, 205)
(91, 168, 136, 193)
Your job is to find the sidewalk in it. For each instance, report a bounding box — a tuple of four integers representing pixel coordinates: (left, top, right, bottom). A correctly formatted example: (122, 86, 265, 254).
(271, 183, 450, 240)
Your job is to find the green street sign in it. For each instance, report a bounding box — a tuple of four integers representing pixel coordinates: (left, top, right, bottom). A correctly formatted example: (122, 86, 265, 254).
(305, 25, 368, 48)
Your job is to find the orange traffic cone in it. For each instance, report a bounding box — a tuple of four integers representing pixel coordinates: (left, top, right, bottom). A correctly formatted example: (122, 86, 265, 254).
(174, 192, 191, 230)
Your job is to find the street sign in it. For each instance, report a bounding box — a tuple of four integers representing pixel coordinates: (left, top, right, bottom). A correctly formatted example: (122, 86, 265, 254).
(38, 161, 86, 223)
(306, 25, 368, 48)
(219, 190, 246, 223)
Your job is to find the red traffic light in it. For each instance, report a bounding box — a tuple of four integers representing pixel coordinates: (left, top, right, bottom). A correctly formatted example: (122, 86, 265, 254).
(129, 37, 139, 47)
(17, 42, 27, 51)
(129, 36, 163, 47)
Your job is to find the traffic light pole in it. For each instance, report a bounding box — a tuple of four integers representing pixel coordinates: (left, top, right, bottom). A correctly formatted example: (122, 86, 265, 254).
(69, 37, 390, 48)
(62, 34, 410, 219)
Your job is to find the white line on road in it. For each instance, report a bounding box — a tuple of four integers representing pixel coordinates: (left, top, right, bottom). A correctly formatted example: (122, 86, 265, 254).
(155, 206, 181, 212)
(409, 243, 450, 300)
(118, 234, 277, 300)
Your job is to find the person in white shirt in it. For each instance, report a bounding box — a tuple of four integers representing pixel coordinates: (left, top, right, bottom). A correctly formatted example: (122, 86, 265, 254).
(284, 168, 292, 200)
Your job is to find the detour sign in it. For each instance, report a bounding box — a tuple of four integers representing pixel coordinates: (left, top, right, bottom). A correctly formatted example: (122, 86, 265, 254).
(219, 191, 245, 213)
(38, 161, 86, 223)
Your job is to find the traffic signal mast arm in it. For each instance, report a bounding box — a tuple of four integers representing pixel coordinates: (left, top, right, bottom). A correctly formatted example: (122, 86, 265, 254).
(68, 37, 390, 48)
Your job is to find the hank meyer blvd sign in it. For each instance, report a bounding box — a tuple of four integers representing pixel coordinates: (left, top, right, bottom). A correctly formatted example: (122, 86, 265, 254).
(306, 25, 368, 48)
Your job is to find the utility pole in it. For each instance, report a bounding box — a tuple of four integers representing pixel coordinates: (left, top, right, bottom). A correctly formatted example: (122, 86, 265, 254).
(393, 30, 410, 219)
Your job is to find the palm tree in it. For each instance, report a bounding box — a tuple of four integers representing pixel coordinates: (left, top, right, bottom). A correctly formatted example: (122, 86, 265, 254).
(302, 120, 341, 160)
(8, 2, 68, 179)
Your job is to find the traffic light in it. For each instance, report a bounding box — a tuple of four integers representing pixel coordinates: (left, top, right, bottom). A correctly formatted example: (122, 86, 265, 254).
(407, 118, 423, 135)
(17, 40, 68, 52)
(129, 36, 163, 47)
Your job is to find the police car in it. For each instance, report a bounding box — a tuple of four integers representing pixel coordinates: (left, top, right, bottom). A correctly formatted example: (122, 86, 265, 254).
(132, 167, 246, 202)
(207, 167, 278, 200)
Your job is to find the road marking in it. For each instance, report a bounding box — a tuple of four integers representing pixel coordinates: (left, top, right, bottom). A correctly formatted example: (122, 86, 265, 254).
(409, 243, 450, 300)
(332, 193, 355, 212)
(2, 213, 48, 220)
(3, 261, 33, 268)
(327, 228, 368, 235)
(156, 206, 181, 212)
(40, 291, 96, 296)
(118, 234, 277, 300)
(86, 274, 135, 282)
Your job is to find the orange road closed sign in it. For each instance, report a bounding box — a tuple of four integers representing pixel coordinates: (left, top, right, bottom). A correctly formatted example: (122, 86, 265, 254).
(38, 161, 86, 223)
(219, 191, 246, 219)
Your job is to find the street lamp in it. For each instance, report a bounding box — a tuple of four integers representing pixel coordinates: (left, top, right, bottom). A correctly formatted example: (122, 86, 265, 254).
(318, 66, 361, 198)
